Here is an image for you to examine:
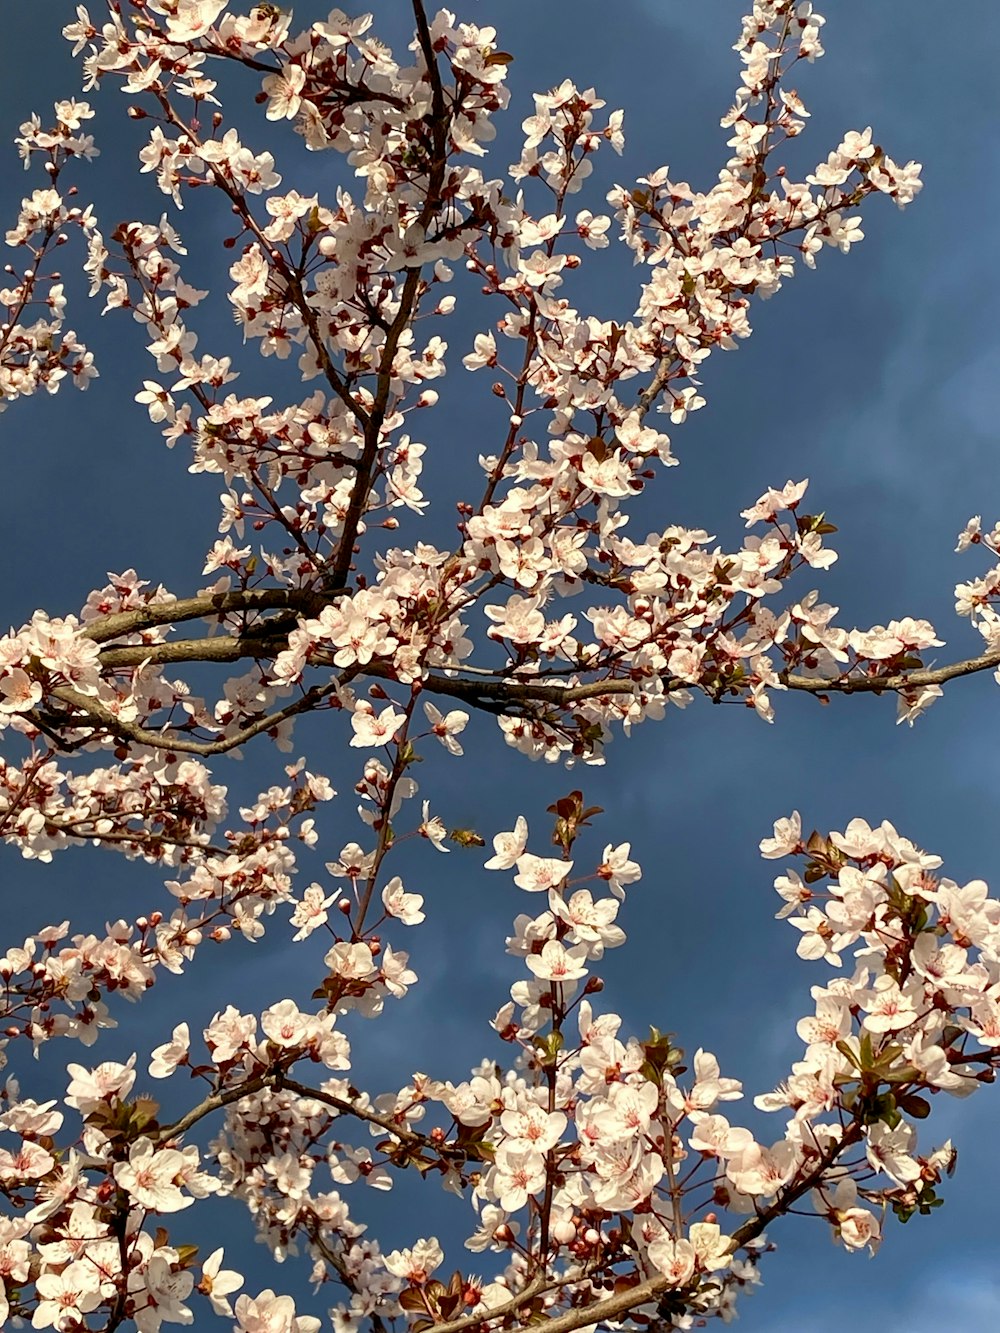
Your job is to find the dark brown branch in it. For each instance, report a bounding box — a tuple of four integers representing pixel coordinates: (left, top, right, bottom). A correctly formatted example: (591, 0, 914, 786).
(81, 587, 327, 645)
(325, 0, 451, 590)
(42, 633, 1000, 761)
(44, 679, 343, 757)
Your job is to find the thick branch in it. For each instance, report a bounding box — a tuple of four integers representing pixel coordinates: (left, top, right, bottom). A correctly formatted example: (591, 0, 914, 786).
(98, 633, 283, 668)
(43, 637, 1000, 761)
(81, 587, 326, 645)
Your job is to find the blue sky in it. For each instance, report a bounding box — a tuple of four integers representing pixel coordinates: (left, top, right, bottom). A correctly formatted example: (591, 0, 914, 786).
(2, 2, 1000, 1329)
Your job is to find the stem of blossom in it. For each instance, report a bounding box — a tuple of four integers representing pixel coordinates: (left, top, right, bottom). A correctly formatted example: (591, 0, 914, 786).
(304, 1223, 392, 1333)
(354, 695, 419, 933)
(324, 0, 450, 591)
(250, 466, 325, 568)
(662, 1111, 686, 1238)
(425, 1276, 551, 1333)
(475, 160, 579, 514)
(156, 1068, 283, 1143)
(150, 90, 369, 431)
(38, 677, 343, 757)
(730, 1121, 864, 1252)
(278, 1076, 486, 1174)
(0, 746, 55, 839)
(479, 299, 539, 511)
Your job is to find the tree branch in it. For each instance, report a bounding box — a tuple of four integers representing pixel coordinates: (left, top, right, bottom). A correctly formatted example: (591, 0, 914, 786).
(781, 648, 1000, 695)
(81, 587, 327, 645)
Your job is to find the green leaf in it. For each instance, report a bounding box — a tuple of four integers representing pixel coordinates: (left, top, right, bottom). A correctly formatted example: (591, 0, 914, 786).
(896, 1093, 931, 1120)
(836, 1039, 863, 1071)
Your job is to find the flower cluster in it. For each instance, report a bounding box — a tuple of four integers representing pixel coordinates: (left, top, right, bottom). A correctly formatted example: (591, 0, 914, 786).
(4, 799, 991, 1330)
(1, 100, 98, 409)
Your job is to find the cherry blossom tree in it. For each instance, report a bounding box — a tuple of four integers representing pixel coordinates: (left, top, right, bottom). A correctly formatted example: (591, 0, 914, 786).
(1, 2, 998, 1330)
